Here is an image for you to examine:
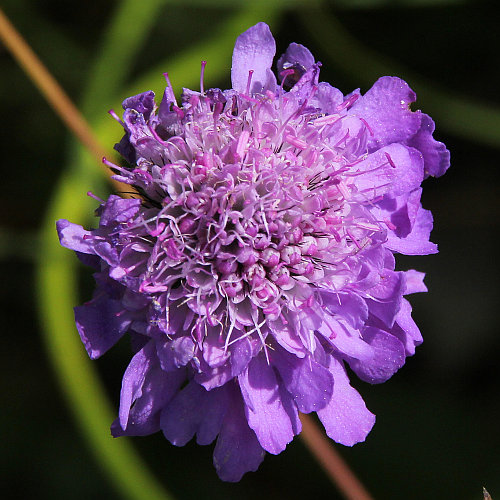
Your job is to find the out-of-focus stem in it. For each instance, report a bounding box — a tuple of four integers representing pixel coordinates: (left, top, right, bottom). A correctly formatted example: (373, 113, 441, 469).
(300, 414, 374, 500)
(0, 8, 108, 168)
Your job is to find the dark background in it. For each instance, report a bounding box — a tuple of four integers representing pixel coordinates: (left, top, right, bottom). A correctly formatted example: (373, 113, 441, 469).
(1, 1, 499, 499)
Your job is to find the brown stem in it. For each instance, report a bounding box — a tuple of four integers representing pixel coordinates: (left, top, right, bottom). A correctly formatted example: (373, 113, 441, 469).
(0, 8, 117, 181)
(300, 414, 375, 500)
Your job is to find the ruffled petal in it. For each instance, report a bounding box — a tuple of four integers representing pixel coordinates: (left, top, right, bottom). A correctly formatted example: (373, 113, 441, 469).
(112, 363, 184, 436)
(117, 341, 155, 429)
(385, 205, 438, 255)
(238, 353, 296, 454)
(74, 295, 131, 359)
(56, 219, 95, 255)
(122, 90, 156, 120)
(156, 336, 195, 371)
(161, 380, 228, 446)
(98, 195, 141, 227)
(271, 345, 333, 413)
(231, 22, 276, 94)
(213, 385, 265, 482)
(349, 76, 421, 150)
(349, 327, 406, 383)
(352, 143, 424, 198)
(407, 113, 450, 178)
(317, 356, 375, 446)
(277, 42, 315, 78)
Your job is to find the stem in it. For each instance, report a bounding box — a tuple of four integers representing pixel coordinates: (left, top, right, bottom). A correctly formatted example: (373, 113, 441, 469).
(300, 414, 374, 500)
(0, 8, 109, 169)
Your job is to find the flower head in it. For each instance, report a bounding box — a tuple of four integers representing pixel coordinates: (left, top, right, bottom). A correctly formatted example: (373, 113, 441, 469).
(57, 23, 449, 481)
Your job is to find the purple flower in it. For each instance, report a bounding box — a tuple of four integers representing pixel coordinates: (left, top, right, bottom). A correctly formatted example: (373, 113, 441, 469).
(57, 23, 449, 481)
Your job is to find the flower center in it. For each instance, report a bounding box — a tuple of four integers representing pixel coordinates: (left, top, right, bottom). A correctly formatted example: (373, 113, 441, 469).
(116, 87, 383, 343)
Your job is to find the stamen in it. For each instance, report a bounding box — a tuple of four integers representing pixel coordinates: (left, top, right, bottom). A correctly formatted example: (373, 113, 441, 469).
(246, 70, 254, 95)
(200, 60, 207, 94)
(385, 152, 396, 168)
(86, 191, 104, 203)
(163, 72, 178, 106)
(108, 109, 125, 127)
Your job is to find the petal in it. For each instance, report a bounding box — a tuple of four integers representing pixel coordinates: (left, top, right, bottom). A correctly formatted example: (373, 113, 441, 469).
(118, 341, 155, 429)
(392, 298, 423, 355)
(319, 291, 368, 330)
(194, 362, 233, 391)
(352, 143, 424, 198)
(74, 295, 131, 359)
(317, 315, 374, 362)
(161, 380, 228, 446)
(122, 90, 156, 120)
(385, 205, 438, 255)
(407, 113, 450, 178)
(290, 63, 321, 101)
(230, 336, 253, 377)
(313, 82, 344, 114)
(268, 314, 307, 358)
(372, 188, 422, 239)
(238, 354, 296, 454)
(271, 346, 333, 413)
(277, 42, 315, 77)
(213, 385, 265, 482)
(348, 327, 406, 384)
(317, 356, 375, 446)
(349, 76, 421, 150)
(112, 364, 185, 437)
(156, 336, 195, 371)
(404, 270, 428, 294)
(98, 195, 141, 226)
(56, 219, 95, 255)
(231, 22, 276, 94)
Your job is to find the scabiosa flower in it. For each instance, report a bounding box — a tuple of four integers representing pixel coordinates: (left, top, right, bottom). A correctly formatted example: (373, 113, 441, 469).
(57, 22, 449, 481)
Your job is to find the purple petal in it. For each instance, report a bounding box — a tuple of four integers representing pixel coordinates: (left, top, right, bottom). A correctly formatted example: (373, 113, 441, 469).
(156, 336, 195, 371)
(290, 63, 321, 101)
(238, 354, 296, 454)
(352, 143, 424, 198)
(231, 22, 276, 94)
(161, 380, 228, 446)
(392, 298, 423, 355)
(56, 219, 96, 255)
(195, 362, 233, 391)
(319, 291, 368, 330)
(230, 336, 253, 377)
(349, 327, 406, 384)
(74, 295, 131, 359)
(118, 341, 155, 429)
(349, 76, 421, 150)
(313, 82, 344, 114)
(365, 270, 405, 327)
(98, 195, 142, 227)
(112, 363, 185, 436)
(277, 42, 315, 79)
(407, 113, 450, 178)
(385, 205, 438, 255)
(122, 90, 156, 120)
(404, 270, 427, 294)
(213, 385, 265, 482)
(317, 316, 374, 362)
(271, 346, 333, 413)
(317, 356, 375, 446)
(268, 315, 307, 358)
(373, 188, 421, 239)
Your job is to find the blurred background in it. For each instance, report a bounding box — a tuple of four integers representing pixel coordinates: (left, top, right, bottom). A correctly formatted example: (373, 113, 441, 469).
(1, 0, 499, 499)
